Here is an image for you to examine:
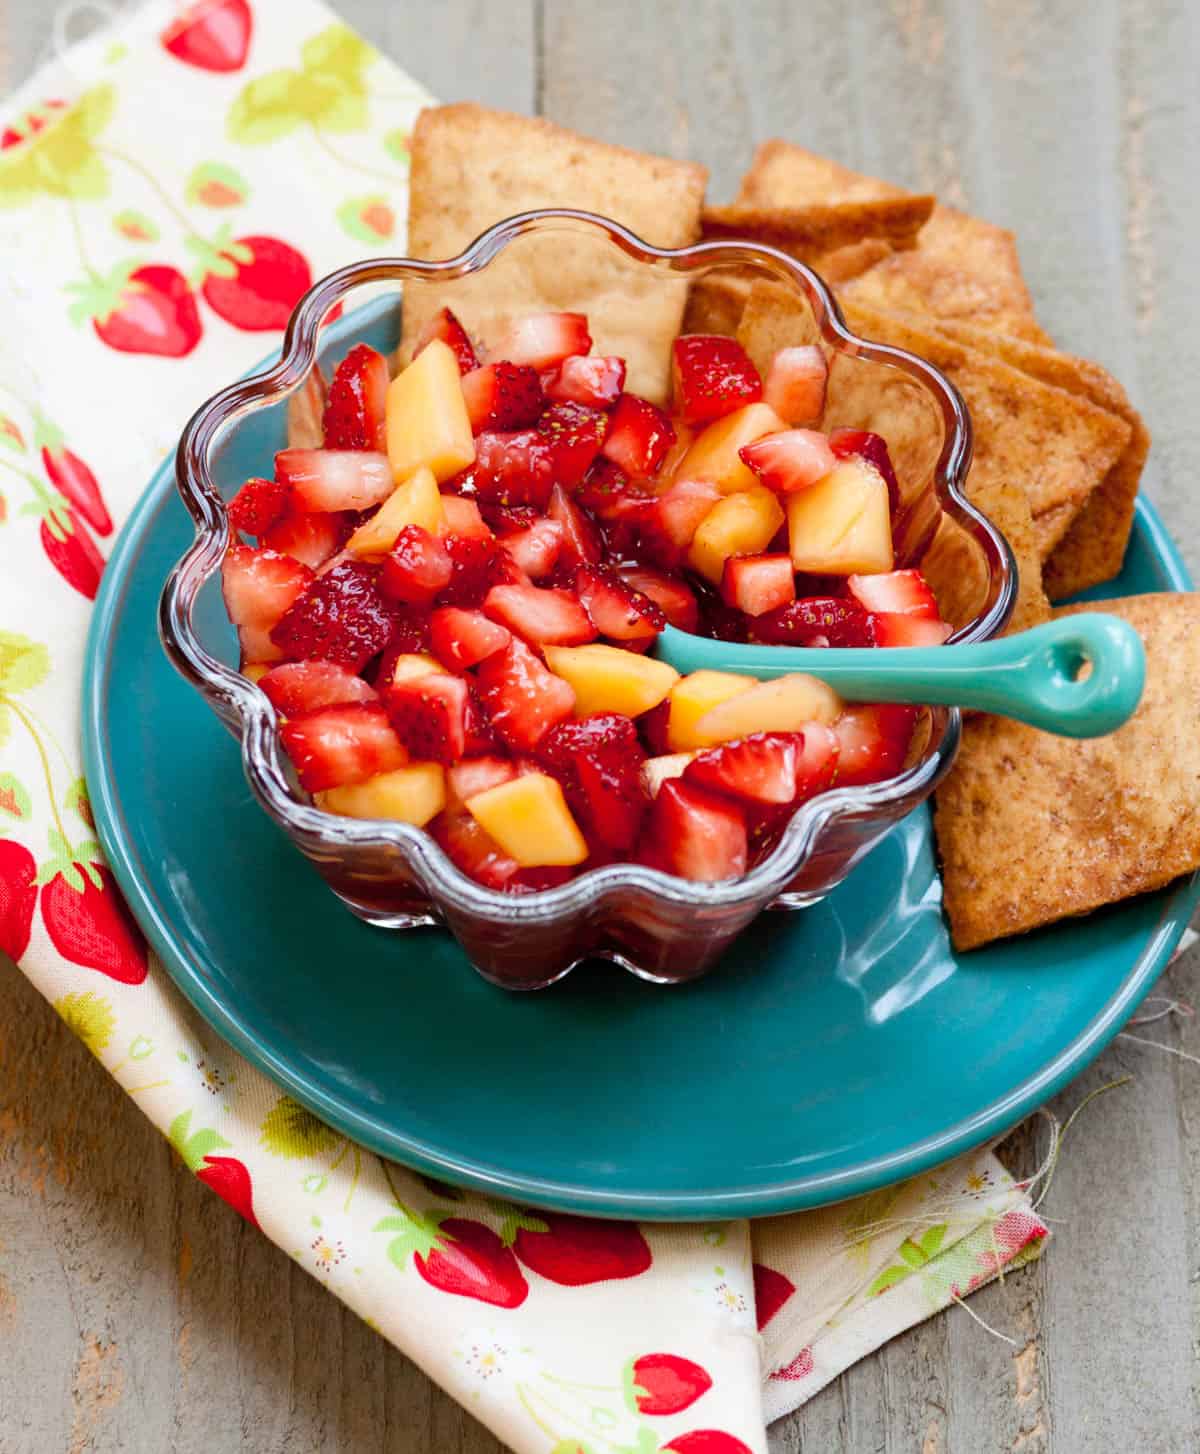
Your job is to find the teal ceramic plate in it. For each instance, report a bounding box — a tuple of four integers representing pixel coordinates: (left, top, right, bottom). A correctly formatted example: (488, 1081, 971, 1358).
(83, 455, 1196, 1219)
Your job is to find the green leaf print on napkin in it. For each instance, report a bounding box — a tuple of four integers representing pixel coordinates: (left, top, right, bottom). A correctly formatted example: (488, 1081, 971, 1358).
(227, 24, 377, 145)
(867, 1223, 948, 1297)
(261, 1093, 341, 1159)
(0, 632, 50, 695)
(0, 88, 115, 207)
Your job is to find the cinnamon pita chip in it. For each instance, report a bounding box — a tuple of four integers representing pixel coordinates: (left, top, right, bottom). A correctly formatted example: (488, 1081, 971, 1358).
(400, 104, 707, 401)
(935, 592, 1200, 950)
(701, 196, 934, 257)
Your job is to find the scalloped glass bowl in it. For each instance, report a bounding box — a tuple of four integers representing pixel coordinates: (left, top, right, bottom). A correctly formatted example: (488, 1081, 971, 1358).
(160, 209, 1014, 989)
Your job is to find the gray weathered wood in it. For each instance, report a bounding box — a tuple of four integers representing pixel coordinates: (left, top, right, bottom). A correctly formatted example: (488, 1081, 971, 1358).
(2, 0, 1199, 1450)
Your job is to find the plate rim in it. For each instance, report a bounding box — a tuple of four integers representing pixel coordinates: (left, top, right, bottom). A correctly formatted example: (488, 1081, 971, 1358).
(83, 464, 1199, 1220)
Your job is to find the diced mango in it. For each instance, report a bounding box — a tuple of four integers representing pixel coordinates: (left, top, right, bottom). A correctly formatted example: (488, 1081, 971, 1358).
(666, 670, 756, 751)
(691, 674, 842, 746)
(386, 339, 475, 484)
(786, 458, 894, 576)
(346, 466, 443, 557)
(642, 752, 696, 796)
(687, 486, 785, 584)
(673, 402, 786, 494)
(242, 663, 270, 684)
(542, 643, 678, 718)
(315, 763, 446, 825)
(385, 652, 447, 686)
(466, 772, 588, 867)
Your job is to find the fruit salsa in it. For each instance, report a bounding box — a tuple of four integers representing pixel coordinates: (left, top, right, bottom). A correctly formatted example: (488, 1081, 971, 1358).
(220, 309, 952, 890)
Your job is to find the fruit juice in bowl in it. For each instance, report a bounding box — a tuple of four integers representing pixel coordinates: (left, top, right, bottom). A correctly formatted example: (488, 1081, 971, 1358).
(161, 210, 1011, 987)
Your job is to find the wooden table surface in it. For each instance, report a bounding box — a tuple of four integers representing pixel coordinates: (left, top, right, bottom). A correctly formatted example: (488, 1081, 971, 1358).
(3, 2, 1200, 1450)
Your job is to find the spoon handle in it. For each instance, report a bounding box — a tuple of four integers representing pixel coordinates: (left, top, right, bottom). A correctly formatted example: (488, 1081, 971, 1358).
(655, 614, 1145, 738)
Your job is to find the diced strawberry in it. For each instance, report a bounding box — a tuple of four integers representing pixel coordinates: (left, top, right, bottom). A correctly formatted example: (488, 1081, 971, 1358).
(536, 401, 608, 484)
(545, 354, 626, 408)
(446, 755, 517, 806)
(697, 586, 753, 643)
(431, 809, 521, 890)
(653, 421, 696, 486)
(618, 568, 700, 632)
(846, 569, 939, 620)
(414, 306, 478, 374)
(869, 613, 953, 647)
(221, 545, 313, 628)
(748, 597, 875, 647)
(639, 698, 673, 755)
(430, 606, 511, 671)
(228, 476, 289, 536)
(739, 430, 836, 493)
(576, 458, 655, 526)
(833, 704, 918, 785)
(672, 335, 762, 425)
(376, 609, 433, 668)
(261, 509, 347, 569)
(574, 564, 665, 641)
(483, 581, 597, 646)
(439, 533, 519, 607)
(380, 525, 453, 604)
(536, 714, 648, 851)
(478, 501, 539, 536)
(475, 638, 576, 752)
(642, 779, 747, 881)
(383, 672, 469, 763)
(270, 559, 397, 671)
(492, 312, 591, 370)
(500, 518, 564, 579)
(764, 345, 828, 426)
(685, 732, 811, 806)
(829, 429, 901, 513)
(258, 660, 378, 715)
(547, 484, 603, 569)
(280, 703, 408, 792)
(438, 493, 492, 541)
(322, 343, 389, 451)
(504, 865, 578, 894)
(275, 448, 394, 512)
(792, 723, 841, 800)
(721, 554, 796, 617)
(462, 684, 499, 755)
(648, 479, 721, 556)
(238, 625, 284, 664)
(473, 430, 558, 508)
(601, 394, 676, 477)
(460, 361, 544, 433)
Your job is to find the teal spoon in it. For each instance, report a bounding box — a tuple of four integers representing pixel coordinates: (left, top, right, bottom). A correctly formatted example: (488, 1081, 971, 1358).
(652, 613, 1145, 738)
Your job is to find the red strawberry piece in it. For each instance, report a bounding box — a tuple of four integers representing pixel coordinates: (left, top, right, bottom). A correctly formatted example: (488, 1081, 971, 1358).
(536, 713, 648, 851)
(0, 840, 37, 961)
(639, 698, 672, 755)
(380, 525, 453, 604)
(618, 568, 700, 633)
(648, 479, 722, 558)
(202, 235, 312, 331)
(275, 448, 393, 513)
(270, 559, 396, 671)
(460, 362, 544, 433)
(829, 427, 901, 512)
(505, 864, 577, 894)
(438, 533, 513, 608)
(847, 568, 939, 620)
(227, 476, 288, 536)
(373, 612, 434, 680)
(476, 638, 576, 752)
(161, 0, 252, 71)
(446, 755, 517, 806)
(500, 518, 564, 580)
(628, 1352, 713, 1416)
(260, 509, 347, 569)
(221, 544, 313, 629)
(547, 484, 603, 569)
(510, 1212, 651, 1285)
(791, 724, 840, 800)
(749, 597, 875, 648)
(672, 334, 762, 425)
(577, 456, 639, 519)
(36, 415, 110, 535)
(739, 429, 837, 493)
(39, 855, 148, 984)
(39, 509, 103, 599)
(686, 732, 817, 807)
(478, 501, 539, 536)
(323, 343, 389, 452)
(601, 393, 676, 477)
(492, 312, 591, 370)
(413, 306, 479, 374)
(73, 263, 202, 357)
(462, 684, 500, 757)
(197, 1156, 258, 1226)
(546, 353, 626, 408)
(472, 430, 559, 509)
(430, 606, 511, 671)
(432, 809, 521, 890)
(834, 703, 918, 786)
(280, 702, 408, 791)
(753, 1262, 796, 1330)
(383, 673, 469, 763)
(258, 660, 377, 715)
(870, 613, 952, 647)
(721, 554, 795, 617)
(642, 779, 747, 881)
(663, 1431, 754, 1454)
(574, 564, 665, 641)
(764, 344, 828, 426)
(536, 401, 608, 484)
(484, 581, 597, 647)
